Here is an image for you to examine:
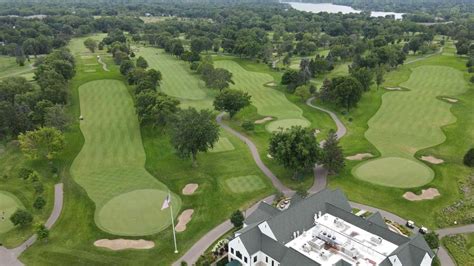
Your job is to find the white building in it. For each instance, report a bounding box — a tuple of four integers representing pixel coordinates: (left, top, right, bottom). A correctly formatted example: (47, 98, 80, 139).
(228, 189, 434, 266)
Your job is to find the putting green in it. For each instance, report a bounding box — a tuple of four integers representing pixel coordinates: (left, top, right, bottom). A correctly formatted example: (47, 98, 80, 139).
(0, 191, 24, 234)
(224, 175, 266, 193)
(214, 60, 309, 132)
(71, 79, 181, 236)
(354, 65, 467, 187)
(210, 137, 235, 153)
(137, 47, 213, 109)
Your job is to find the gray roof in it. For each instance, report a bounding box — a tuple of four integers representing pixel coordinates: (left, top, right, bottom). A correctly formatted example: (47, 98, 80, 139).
(245, 202, 280, 225)
(366, 212, 388, 229)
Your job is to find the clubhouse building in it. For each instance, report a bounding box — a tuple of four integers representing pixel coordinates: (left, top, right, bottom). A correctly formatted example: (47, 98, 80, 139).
(227, 189, 434, 266)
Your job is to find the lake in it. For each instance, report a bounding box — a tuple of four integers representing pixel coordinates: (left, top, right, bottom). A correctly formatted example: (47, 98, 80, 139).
(285, 2, 405, 20)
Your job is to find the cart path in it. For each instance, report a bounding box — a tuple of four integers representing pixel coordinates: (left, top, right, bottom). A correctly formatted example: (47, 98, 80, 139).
(97, 56, 109, 72)
(0, 183, 63, 266)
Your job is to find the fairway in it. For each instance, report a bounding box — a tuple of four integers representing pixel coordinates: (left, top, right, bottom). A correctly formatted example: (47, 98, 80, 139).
(0, 191, 24, 234)
(137, 47, 213, 109)
(71, 79, 181, 236)
(354, 65, 467, 187)
(210, 137, 235, 153)
(214, 60, 309, 132)
(224, 175, 266, 193)
(0, 56, 34, 79)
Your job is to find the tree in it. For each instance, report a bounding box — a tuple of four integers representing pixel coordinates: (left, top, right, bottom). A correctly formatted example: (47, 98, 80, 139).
(37, 224, 49, 241)
(423, 232, 439, 249)
(18, 127, 65, 160)
(321, 130, 345, 174)
(136, 56, 148, 69)
(375, 65, 385, 90)
(408, 37, 423, 54)
(83, 38, 97, 53)
(33, 196, 46, 210)
(463, 148, 474, 167)
(350, 67, 373, 91)
(171, 108, 220, 167)
(269, 126, 321, 178)
(213, 89, 251, 118)
(120, 60, 135, 76)
(333, 76, 363, 112)
(294, 85, 311, 102)
(44, 105, 70, 131)
(281, 69, 298, 85)
(10, 209, 33, 227)
(283, 54, 291, 67)
(204, 68, 234, 91)
(230, 210, 244, 228)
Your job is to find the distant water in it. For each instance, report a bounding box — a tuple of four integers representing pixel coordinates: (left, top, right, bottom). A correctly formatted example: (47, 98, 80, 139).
(285, 2, 404, 20)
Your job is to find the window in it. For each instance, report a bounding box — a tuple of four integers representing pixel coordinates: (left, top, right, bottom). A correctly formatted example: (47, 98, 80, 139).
(231, 248, 234, 254)
(266, 256, 268, 263)
(244, 257, 248, 263)
(236, 251, 243, 260)
(254, 256, 257, 263)
(272, 261, 274, 266)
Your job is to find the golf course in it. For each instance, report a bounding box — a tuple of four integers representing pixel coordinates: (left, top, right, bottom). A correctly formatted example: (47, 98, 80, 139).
(353, 65, 467, 187)
(71, 79, 181, 236)
(0, 191, 24, 234)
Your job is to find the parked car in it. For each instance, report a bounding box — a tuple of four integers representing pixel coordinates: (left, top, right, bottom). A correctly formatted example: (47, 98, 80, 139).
(406, 220, 415, 228)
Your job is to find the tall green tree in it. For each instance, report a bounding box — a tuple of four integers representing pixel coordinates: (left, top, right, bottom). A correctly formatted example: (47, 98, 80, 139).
(321, 130, 345, 174)
(83, 38, 97, 53)
(18, 127, 65, 160)
(269, 126, 321, 178)
(350, 67, 373, 91)
(136, 56, 148, 69)
(213, 89, 251, 118)
(230, 210, 244, 228)
(375, 65, 385, 90)
(204, 68, 234, 91)
(171, 108, 219, 167)
(10, 209, 33, 227)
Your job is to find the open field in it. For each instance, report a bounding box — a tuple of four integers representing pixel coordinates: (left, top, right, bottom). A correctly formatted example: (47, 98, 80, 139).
(19, 34, 273, 265)
(72, 79, 181, 236)
(0, 56, 35, 80)
(354, 65, 467, 187)
(0, 191, 24, 234)
(214, 59, 309, 132)
(137, 47, 214, 109)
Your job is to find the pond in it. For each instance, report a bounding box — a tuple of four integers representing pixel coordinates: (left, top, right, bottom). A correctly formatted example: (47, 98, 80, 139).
(285, 2, 405, 19)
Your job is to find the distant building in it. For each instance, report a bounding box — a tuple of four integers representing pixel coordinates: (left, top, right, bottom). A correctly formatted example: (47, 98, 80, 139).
(144, 13, 152, 17)
(227, 189, 434, 266)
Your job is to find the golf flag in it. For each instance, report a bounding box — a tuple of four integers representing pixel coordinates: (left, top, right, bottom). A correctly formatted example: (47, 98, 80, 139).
(161, 194, 171, 210)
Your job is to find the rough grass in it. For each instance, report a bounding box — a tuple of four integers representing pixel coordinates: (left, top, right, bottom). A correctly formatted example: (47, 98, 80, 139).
(443, 234, 474, 266)
(354, 65, 467, 187)
(214, 60, 309, 132)
(137, 47, 214, 109)
(0, 56, 34, 80)
(0, 191, 24, 234)
(72, 79, 181, 236)
(224, 175, 266, 193)
(210, 137, 235, 153)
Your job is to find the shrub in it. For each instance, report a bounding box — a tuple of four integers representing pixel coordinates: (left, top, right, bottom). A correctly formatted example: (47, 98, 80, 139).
(423, 231, 439, 249)
(463, 148, 474, 167)
(230, 210, 244, 228)
(18, 168, 33, 180)
(33, 196, 46, 210)
(470, 76, 474, 83)
(29, 172, 40, 182)
(241, 120, 255, 131)
(10, 209, 33, 227)
(33, 181, 44, 194)
(37, 224, 49, 240)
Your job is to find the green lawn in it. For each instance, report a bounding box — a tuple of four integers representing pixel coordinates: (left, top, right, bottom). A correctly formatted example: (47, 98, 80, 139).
(214, 60, 309, 132)
(223, 175, 266, 193)
(210, 137, 235, 153)
(443, 234, 474, 266)
(137, 47, 215, 110)
(72, 79, 181, 236)
(0, 191, 24, 234)
(354, 65, 467, 188)
(19, 35, 274, 265)
(0, 56, 35, 80)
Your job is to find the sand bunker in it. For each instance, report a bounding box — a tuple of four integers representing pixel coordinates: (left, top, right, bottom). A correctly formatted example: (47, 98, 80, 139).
(265, 81, 277, 87)
(182, 183, 198, 195)
(346, 153, 374, 161)
(386, 87, 402, 91)
(94, 239, 154, 250)
(175, 209, 194, 232)
(420, 155, 444, 164)
(443, 97, 458, 103)
(255, 117, 273, 124)
(403, 188, 440, 201)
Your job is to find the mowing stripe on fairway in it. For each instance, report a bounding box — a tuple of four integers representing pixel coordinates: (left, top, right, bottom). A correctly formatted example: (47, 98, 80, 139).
(0, 190, 24, 234)
(71, 79, 181, 236)
(354, 65, 467, 188)
(224, 175, 266, 193)
(210, 137, 235, 153)
(214, 60, 309, 132)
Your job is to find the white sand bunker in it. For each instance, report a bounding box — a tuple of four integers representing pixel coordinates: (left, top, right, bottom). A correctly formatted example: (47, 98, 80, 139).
(420, 155, 444, 164)
(403, 188, 440, 201)
(255, 117, 273, 124)
(346, 153, 374, 161)
(94, 239, 154, 250)
(386, 87, 402, 91)
(443, 97, 458, 103)
(176, 209, 194, 232)
(182, 183, 198, 195)
(265, 81, 277, 87)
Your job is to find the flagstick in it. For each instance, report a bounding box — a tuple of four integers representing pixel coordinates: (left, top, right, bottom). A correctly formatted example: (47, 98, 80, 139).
(169, 193, 178, 253)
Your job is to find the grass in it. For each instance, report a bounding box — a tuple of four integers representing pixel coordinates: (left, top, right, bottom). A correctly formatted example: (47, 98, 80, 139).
(137, 47, 215, 110)
(19, 34, 274, 265)
(0, 191, 24, 234)
(443, 234, 474, 266)
(214, 60, 309, 132)
(223, 175, 266, 193)
(210, 137, 235, 153)
(354, 65, 467, 188)
(72, 79, 181, 236)
(0, 56, 35, 80)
